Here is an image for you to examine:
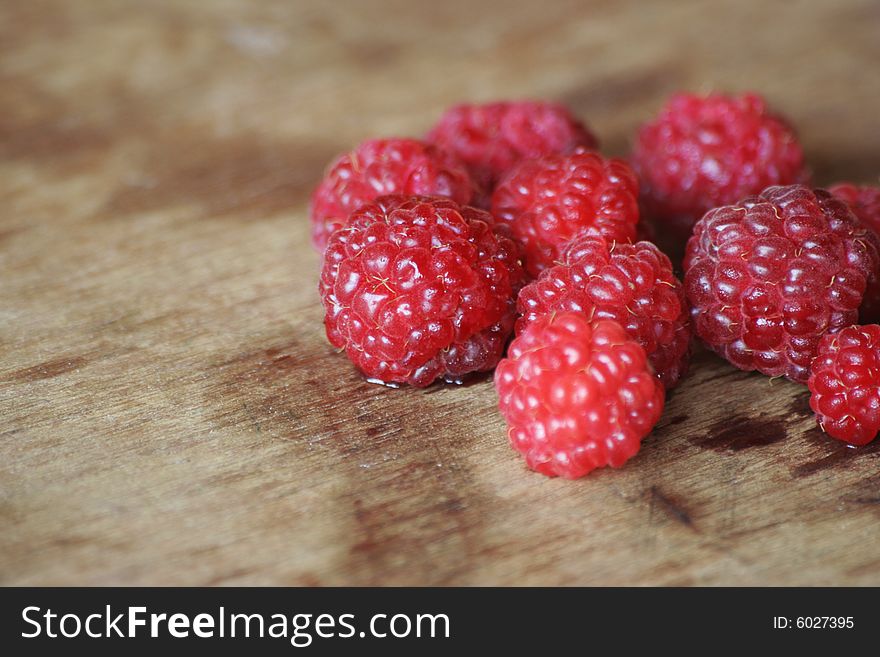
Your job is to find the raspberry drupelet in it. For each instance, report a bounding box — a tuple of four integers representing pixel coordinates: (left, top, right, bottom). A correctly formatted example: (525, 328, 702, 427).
(491, 148, 640, 277)
(426, 100, 597, 196)
(495, 312, 665, 479)
(808, 324, 880, 446)
(309, 138, 475, 251)
(632, 92, 808, 242)
(320, 195, 525, 387)
(684, 184, 880, 383)
(517, 235, 691, 389)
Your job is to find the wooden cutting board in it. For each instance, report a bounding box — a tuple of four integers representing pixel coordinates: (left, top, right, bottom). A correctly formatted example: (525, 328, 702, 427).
(2, 0, 879, 585)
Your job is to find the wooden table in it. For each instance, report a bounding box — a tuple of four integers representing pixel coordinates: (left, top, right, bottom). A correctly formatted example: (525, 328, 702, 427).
(2, 0, 879, 586)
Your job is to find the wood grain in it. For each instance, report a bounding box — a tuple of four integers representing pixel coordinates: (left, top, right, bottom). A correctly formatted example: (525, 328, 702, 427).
(2, 0, 879, 585)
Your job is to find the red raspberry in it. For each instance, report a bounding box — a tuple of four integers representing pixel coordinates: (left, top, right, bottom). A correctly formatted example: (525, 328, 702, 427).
(320, 195, 525, 387)
(494, 313, 664, 479)
(632, 92, 808, 241)
(808, 324, 880, 446)
(491, 149, 640, 277)
(517, 235, 691, 389)
(426, 100, 597, 194)
(309, 138, 475, 251)
(684, 184, 880, 382)
(829, 183, 880, 323)
(829, 183, 880, 236)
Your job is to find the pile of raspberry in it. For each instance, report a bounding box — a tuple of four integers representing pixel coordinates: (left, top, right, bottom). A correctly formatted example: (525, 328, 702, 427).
(310, 95, 880, 480)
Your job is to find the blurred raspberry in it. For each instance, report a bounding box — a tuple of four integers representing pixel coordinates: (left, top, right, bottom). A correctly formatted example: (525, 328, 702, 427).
(829, 182, 880, 236)
(491, 149, 640, 277)
(427, 100, 597, 195)
(309, 138, 475, 250)
(632, 92, 808, 243)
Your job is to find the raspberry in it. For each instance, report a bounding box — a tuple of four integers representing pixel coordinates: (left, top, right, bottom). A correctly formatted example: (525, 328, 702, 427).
(829, 183, 880, 236)
(517, 235, 691, 389)
(491, 149, 640, 277)
(829, 183, 880, 323)
(494, 313, 664, 479)
(808, 324, 880, 446)
(309, 138, 475, 251)
(426, 100, 597, 194)
(632, 92, 808, 241)
(684, 184, 880, 382)
(320, 195, 525, 387)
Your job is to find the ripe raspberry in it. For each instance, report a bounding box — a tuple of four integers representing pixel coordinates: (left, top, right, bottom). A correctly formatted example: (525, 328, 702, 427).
(684, 184, 880, 382)
(517, 235, 691, 389)
(491, 149, 640, 277)
(828, 183, 880, 323)
(495, 313, 664, 479)
(808, 324, 880, 446)
(320, 195, 525, 387)
(632, 92, 808, 241)
(309, 138, 475, 250)
(426, 100, 597, 194)
(829, 183, 880, 236)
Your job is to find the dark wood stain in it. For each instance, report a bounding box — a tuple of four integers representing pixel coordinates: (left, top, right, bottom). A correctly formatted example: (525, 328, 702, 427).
(216, 336, 339, 378)
(206, 337, 323, 439)
(788, 390, 812, 416)
(693, 417, 788, 452)
(838, 472, 880, 517)
(345, 459, 478, 584)
(50, 534, 94, 548)
(349, 498, 382, 556)
(792, 439, 880, 478)
(658, 414, 688, 430)
(649, 486, 695, 529)
(698, 366, 759, 385)
(201, 567, 259, 586)
(850, 496, 880, 505)
(6, 355, 90, 382)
